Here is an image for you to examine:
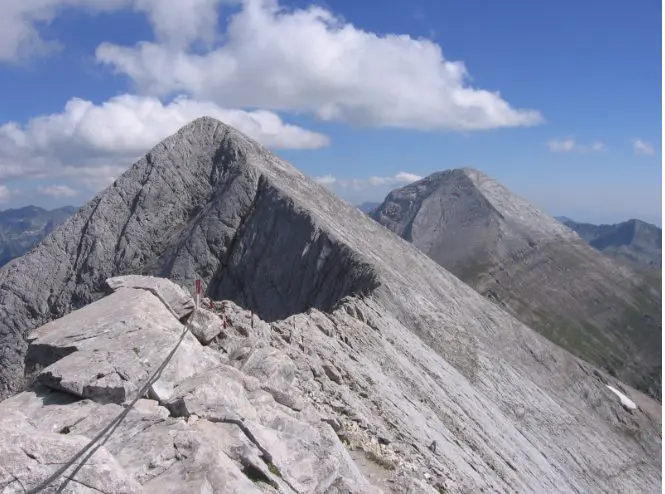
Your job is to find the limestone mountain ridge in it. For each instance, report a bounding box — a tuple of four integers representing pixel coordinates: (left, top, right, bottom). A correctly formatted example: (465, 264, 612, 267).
(0, 118, 661, 493)
(370, 167, 662, 400)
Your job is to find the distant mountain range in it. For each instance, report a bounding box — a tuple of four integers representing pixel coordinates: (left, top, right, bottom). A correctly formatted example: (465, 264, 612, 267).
(556, 217, 661, 269)
(371, 168, 661, 400)
(0, 206, 77, 267)
(357, 201, 381, 214)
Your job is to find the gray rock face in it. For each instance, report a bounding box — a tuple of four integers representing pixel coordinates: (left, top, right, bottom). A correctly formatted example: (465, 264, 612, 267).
(0, 117, 377, 398)
(25, 286, 221, 405)
(2, 276, 660, 493)
(105, 275, 196, 319)
(0, 416, 142, 493)
(0, 119, 661, 492)
(559, 217, 662, 269)
(0, 279, 375, 493)
(188, 307, 226, 345)
(371, 168, 662, 400)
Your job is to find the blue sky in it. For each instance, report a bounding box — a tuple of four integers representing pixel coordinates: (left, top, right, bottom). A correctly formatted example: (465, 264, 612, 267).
(0, 0, 661, 225)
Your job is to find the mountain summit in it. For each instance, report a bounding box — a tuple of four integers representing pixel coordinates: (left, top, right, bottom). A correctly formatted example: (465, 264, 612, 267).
(0, 116, 378, 393)
(371, 167, 662, 399)
(0, 119, 661, 491)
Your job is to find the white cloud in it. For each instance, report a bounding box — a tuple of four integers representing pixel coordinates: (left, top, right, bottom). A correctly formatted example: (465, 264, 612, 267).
(547, 138, 575, 153)
(0, 0, 127, 63)
(368, 171, 422, 186)
(314, 174, 337, 186)
(588, 141, 605, 152)
(0, 0, 231, 62)
(0, 185, 11, 203)
(94, 0, 542, 131)
(36, 184, 78, 197)
(547, 138, 605, 153)
(0, 93, 329, 186)
(633, 138, 655, 156)
(315, 171, 421, 190)
(131, 0, 226, 48)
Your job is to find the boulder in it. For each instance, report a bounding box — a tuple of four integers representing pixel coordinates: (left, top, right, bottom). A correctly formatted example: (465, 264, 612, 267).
(105, 275, 196, 319)
(26, 287, 221, 404)
(188, 307, 226, 345)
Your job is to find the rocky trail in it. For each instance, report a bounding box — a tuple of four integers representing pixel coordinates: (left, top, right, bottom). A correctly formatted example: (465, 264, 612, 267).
(1, 275, 661, 493)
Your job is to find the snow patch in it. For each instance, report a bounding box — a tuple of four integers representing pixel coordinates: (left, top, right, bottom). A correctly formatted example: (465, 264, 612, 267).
(606, 385, 637, 411)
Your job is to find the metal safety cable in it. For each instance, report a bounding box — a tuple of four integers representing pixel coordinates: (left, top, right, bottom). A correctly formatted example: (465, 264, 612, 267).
(27, 308, 197, 494)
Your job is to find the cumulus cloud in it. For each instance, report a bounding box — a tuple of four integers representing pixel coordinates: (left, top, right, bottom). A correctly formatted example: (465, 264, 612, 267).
(36, 184, 78, 197)
(0, 0, 125, 62)
(633, 138, 655, 156)
(131, 0, 227, 47)
(2, 0, 542, 131)
(368, 172, 422, 186)
(314, 174, 337, 186)
(314, 171, 422, 190)
(0, 0, 230, 62)
(0, 93, 329, 185)
(93, 0, 542, 131)
(0, 185, 11, 203)
(547, 138, 605, 153)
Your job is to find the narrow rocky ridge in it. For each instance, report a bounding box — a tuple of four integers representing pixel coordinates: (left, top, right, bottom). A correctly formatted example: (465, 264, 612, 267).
(0, 117, 377, 396)
(0, 118, 661, 492)
(370, 167, 662, 400)
(1, 275, 661, 493)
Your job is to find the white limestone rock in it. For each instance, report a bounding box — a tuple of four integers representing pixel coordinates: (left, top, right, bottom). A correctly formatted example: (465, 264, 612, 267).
(26, 287, 221, 404)
(105, 275, 195, 319)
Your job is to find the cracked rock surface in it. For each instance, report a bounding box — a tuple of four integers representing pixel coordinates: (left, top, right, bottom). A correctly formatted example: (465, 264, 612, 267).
(2, 276, 661, 493)
(0, 119, 661, 492)
(1, 281, 375, 493)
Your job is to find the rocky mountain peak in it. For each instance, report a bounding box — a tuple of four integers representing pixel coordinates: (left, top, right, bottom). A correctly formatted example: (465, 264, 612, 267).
(0, 118, 378, 396)
(0, 120, 661, 492)
(371, 168, 662, 401)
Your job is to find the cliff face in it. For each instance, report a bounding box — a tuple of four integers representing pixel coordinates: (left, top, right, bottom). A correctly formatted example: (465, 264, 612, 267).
(0, 117, 378, 397)
(0, 119, 660, 492)
(371, 168, 662, 400)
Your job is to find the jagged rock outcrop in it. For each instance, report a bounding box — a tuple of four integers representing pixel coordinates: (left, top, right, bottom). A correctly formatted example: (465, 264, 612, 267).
(1, 276, 661, 493)
(1, 279, 374, 493)
(559, 217, 662, 269)
(0, 119, 661, 492)
(370, 168, 662, 400)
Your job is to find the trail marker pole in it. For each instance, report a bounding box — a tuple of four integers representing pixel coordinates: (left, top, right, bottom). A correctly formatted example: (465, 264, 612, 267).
(195, 279, 202, 310)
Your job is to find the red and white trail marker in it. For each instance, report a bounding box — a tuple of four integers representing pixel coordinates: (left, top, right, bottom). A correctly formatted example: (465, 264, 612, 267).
(195, 279, 202, 309)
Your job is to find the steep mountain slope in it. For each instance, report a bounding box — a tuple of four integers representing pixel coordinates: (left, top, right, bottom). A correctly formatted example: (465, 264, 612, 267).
(0, 118, 661, 492)
(0, 205, 77, 266)
(559, 217, 662, 269)
(371, 168, 662, 400)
